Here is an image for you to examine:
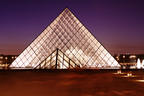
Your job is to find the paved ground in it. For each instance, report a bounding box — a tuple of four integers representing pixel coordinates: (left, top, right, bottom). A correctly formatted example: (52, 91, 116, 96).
(0, 70, 144, 96)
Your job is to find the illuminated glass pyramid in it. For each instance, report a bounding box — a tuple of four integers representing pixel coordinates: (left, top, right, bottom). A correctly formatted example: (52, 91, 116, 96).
(10, 8, 120, 69)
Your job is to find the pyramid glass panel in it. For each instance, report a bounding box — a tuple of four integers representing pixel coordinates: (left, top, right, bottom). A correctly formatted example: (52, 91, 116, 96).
(10, 8, 120, 69)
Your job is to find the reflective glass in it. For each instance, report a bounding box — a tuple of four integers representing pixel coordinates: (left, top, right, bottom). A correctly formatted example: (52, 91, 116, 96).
(10, 8, 120, 69)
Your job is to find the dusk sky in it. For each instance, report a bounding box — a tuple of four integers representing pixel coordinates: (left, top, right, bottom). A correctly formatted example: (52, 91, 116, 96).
(0, 0, 144, 55)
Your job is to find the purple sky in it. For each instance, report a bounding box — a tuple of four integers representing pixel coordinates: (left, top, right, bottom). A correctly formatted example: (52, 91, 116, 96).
(0, 0, 144, 55)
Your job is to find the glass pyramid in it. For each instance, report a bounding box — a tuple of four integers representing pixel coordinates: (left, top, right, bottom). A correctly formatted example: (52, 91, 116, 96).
(10, 8, 120, 69)
(35, 48, 80, 69)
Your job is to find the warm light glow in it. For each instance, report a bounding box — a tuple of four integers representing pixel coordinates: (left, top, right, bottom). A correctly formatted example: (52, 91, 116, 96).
(5, 57, 8, 60)
(0, 56, 3, 59)
(123, 55, 125, 58)
(0, 64, 9, 67)
(142, 60, 144, 69)
(113, 70, 125, 74)
(117, 70, 121, 74)
(10, 8, 120, 69)
(129, 55, 136, 59)
(135, 80, 144, 82)
(127, 73, 132, 77)
(137, 58, 141, 69)
(121, 73, 136, 77)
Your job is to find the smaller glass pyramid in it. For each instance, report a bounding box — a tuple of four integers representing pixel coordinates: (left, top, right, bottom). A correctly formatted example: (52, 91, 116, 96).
(35, 48, 80, 69)
(10, 8, 120, 69)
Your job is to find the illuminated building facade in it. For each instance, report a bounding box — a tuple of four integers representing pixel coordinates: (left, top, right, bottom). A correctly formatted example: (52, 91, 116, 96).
(114, 54, 144, 69)
(10, 8, 120, 69)
(0, 54, 17, 69)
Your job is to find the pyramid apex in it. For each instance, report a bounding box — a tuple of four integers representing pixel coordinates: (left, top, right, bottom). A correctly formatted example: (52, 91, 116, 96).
(65, 7, 70, 10)
(63, 7, 71, 12)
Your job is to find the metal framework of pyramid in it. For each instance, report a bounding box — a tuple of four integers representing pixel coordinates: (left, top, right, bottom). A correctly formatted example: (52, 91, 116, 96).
(10, 8, 120, 69)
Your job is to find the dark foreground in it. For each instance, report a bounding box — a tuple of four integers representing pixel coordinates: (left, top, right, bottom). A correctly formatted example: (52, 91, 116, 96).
(0, 69, 144, 96)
